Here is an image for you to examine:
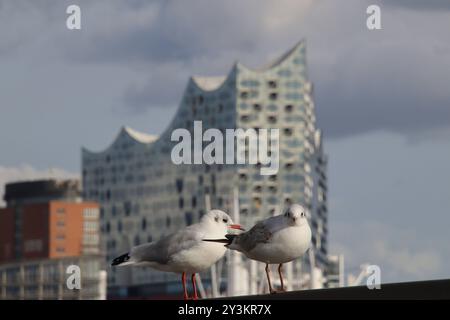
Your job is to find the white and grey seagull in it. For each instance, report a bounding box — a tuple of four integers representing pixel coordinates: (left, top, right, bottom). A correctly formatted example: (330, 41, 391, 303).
(204, 204, 311, 294)
(111, 209, 244, 300)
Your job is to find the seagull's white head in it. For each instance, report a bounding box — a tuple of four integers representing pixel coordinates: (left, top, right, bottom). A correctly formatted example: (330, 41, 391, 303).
(201, 209, 244, 236)
(283, 204, 308, 227)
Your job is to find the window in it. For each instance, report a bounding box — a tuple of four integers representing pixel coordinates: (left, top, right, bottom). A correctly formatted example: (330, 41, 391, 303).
(268, 80, 277, 88)
(267, 104, 278, 112)
(253, 104, 262, 111)
(253, 197, 262, 209)
(269, 93, 278, 100)
(185, 212, 193, 226)
(284, 128, 293, 136)
(83, 208, 99, 218)
(240, 91, 249, 99)
(142, 218, 147, 231)
(24, 240, 43, 253)
(166, 217, 171, 227)
(83, 234, 99, 245)
(124, 201, 132, 216)
(117, 220, 122, 232)
(268, 116, 277, 124)
(240, 103, 249, 110)
(179, 197, 184, 209)
(240, 115, 250, 122)
(285, 105, 293, 112)
(176, 179, 183, 193)
(83, 221, 98, 231)
(278, 69, 292, 77)
(191, 196, 197, 208)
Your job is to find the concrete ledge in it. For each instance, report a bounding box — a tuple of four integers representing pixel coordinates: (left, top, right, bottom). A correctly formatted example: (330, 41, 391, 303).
(218, 279, 450, 300)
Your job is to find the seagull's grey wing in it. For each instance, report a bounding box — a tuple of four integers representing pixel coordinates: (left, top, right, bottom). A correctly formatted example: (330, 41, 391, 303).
(234, 221, 273, 252)
(131, 226, 203, 264)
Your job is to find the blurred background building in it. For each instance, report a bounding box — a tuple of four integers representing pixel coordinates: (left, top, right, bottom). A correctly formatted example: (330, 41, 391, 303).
(0, 179, 106, 299)
(82, 41, 336, 298)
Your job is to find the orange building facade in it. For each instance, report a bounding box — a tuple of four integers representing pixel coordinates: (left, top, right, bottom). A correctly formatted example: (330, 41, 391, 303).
(0, 201, 99, 263)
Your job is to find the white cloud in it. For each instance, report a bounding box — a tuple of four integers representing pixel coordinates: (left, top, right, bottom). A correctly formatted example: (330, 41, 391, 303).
(331, 220, 446, 283)
(0, 164, 79, 206)
(373, 240, 442, 278)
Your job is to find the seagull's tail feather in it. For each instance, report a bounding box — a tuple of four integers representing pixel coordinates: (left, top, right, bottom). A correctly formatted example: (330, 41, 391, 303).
(203, 234, 237, 247)
(202, 238, 229, 243)
(111, 252, 135, 266)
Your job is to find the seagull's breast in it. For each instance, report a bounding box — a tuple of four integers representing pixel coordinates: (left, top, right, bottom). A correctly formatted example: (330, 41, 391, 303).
(247, 224, 311, 264)
(169, 240, 227, 274)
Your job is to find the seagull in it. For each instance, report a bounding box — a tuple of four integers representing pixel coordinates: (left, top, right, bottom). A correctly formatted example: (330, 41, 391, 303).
(204, 204, 311, 294)
(111, 209, 244, 300)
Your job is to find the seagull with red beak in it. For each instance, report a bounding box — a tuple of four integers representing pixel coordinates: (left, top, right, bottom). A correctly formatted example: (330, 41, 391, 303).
(111, 209, 244, 300)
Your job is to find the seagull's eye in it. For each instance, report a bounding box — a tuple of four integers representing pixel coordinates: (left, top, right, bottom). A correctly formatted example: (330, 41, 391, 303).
(222, 218, 228, 223)
(301, 212, 305, 217)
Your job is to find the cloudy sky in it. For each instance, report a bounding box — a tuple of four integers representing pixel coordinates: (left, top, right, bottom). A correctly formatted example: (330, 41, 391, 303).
(1, 0, 449, 283)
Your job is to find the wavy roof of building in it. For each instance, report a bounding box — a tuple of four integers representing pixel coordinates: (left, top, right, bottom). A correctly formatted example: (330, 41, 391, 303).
(82, 41, 305, 154)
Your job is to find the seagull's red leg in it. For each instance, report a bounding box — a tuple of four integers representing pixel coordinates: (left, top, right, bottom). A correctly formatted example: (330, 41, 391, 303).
(278, 264, 286, 292)
(265, 264, 275, 294)
(182, 272, 189, 300)
(191, 274, 198, 300)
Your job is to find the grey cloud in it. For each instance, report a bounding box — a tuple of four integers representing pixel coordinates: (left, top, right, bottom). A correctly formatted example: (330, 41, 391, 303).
(314, 42, 450, 138)
(121, 62, 189, 111)
(67, 0, 450, 139)
(1, 0, 450, 139)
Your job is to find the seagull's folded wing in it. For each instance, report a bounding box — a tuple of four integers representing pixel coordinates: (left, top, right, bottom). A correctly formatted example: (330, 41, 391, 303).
(131, 228, 203, 264)
(234, 221, 273, 252)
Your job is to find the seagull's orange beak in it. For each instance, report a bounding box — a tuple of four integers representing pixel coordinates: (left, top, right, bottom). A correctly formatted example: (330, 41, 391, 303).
(228, 224, 245, 231)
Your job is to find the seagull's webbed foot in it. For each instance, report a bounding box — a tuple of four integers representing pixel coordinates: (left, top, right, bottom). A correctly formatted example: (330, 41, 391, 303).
(269, 287, 286, 294)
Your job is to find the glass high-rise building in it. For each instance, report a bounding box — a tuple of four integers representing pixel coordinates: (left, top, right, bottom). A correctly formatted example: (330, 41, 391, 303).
(82, 41, 328, 298)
